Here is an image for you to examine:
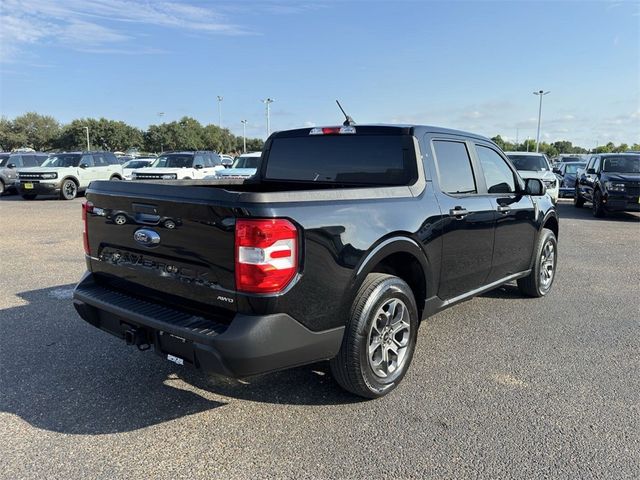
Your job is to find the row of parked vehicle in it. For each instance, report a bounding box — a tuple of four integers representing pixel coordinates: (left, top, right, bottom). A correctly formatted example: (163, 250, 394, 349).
(0, 150, 261, 200)
(498, 151, 639, 217)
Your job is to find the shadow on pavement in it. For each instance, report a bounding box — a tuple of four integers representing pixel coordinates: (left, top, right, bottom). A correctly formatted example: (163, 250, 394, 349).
(556, 200, 640, 222)
(0, 284, 357, 435)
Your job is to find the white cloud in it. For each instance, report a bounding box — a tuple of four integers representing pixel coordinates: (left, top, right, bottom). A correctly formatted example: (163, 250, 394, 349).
(0, 0, 251, 62)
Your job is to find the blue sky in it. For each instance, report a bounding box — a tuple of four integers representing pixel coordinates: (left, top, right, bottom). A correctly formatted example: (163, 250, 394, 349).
(1, 0, 638, 147)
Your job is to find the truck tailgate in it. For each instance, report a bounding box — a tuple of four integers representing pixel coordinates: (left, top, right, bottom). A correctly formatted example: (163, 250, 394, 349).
(84, 181, 240, 314)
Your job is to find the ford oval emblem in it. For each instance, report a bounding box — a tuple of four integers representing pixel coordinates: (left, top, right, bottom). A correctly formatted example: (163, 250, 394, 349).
(134, 229, 160, 247)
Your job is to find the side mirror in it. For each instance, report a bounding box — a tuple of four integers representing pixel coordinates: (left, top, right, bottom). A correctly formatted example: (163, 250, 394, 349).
(80, 163, 89, 169)
(221, 158, 233, 168)
(194, 164, 203, 170)
(586, 168, 596, 175)
(7, 163, 16, 169)
(524, 178, 546, 196)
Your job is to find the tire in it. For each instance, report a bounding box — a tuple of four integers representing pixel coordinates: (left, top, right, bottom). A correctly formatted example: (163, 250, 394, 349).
(0, 180, 5, 196)
(60, 179, 78, 200)
(573, 186, 584, 208)
(592, 189, 606, 218)
(330, 273, 419, 399)
(21, 194, 37, 200)
(517, 228, 557, 298)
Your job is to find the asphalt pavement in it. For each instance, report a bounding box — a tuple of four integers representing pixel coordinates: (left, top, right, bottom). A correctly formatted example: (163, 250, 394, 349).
(0, 194, 638, 479)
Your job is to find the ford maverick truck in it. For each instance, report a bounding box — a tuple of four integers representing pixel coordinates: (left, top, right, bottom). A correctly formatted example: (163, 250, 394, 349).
(73, 125, 559, 398)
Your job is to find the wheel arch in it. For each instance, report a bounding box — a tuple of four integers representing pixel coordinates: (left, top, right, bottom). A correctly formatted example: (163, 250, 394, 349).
(109, 173, 122, 180)
(541, 212, 559, 240)
(351, 235, 431, 320)
(61, 175, 79, 187)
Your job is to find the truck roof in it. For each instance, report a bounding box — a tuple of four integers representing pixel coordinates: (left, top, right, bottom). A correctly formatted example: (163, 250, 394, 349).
(272, 124, 493, 143)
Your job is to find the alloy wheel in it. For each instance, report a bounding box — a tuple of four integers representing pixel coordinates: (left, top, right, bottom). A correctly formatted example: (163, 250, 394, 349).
(539, 240, 555, 292)
(367, 298, 411, 378)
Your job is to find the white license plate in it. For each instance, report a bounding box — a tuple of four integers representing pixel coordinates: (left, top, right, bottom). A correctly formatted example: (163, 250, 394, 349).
(167, 354, 184, 365)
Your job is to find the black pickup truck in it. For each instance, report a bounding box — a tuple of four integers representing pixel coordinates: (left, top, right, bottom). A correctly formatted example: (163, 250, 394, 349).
(73, 124, 559, 398)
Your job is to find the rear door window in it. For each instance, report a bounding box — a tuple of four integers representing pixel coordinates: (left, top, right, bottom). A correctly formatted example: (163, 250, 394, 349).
(433, 140, 476, 194)
(265, 134, 417, 186)
(93, 154, 109, 167)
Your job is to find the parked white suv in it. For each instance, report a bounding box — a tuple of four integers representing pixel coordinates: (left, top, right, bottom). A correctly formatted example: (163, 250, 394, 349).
(131, 151, 224, 181)
(16, 151, 123, 200)
(505, 151, 559, 203)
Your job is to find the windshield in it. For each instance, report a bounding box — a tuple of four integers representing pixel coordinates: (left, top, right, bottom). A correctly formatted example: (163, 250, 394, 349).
(232, 156, 260, 169)
(564, 163, 585, 174)
(151, 154, 194, 168)
(123, 160, 152, 169)
(265, 134, 417, 185)
(41, 155, 80, 168)
(508, 155, 549, 172)
(602, 156, 640, 173)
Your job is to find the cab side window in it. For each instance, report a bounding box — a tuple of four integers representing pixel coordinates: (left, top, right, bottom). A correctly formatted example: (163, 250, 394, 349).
(80, 155, 94, 167)
(433, 140, 477, 194)
(211, 153, 222, 166)
(10, 155, 23, 167)
(22, 155, 39, 167)
(203, 154, 213, 167)
(476, 146, 516, 194)
(93, 154, 109, 167)
(593, 157, 601, 173)
(194, 154, 205, 168)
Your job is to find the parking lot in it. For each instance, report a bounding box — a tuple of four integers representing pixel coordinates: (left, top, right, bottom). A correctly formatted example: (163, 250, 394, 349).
(0, 195, 638, 479)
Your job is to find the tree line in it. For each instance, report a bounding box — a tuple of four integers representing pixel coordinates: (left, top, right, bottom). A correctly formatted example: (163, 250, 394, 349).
(1, 112, 637, 157)
(0, 112, 264, 154)
(491, 135, 639, 157)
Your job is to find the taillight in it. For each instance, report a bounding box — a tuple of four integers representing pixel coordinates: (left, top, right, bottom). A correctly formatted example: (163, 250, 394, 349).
(82, 201, 93, 255)
(235, 219, 298, 293)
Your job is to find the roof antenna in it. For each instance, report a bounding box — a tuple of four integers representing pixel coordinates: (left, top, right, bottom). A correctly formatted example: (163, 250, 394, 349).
(336, 100, 355, 126)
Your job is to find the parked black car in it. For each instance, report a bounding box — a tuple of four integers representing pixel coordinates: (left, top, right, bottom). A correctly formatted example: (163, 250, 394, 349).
(575, 153, 640, 216)
(553, 161, 586, 198)
(0, 152, 49, 195)
(73, 124, 558, 398)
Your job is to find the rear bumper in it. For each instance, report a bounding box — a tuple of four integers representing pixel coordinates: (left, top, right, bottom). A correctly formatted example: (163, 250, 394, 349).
(559, 187, 574, 197)
(72, 273, 344, 378)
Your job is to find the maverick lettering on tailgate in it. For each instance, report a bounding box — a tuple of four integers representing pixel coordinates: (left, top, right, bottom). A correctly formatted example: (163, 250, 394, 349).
(99, 248, 221, 290)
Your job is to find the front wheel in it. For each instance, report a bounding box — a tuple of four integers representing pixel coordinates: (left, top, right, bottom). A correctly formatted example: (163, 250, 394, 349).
(60, 179, 78, 200)
(573, 186, 584, 208)
(330, 273, 419, 399)
(592, 190, 606, 218)
(517, 228, 557, 297)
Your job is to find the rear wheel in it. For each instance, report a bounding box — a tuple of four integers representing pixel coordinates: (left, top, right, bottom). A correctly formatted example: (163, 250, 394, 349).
(517, 228, 557, 297)
(60, 179, 77, 200)
(330, 273, 418, 399)
(573, 186, 584, 207)
(0, 180, 4, 195)
(21, 194, 37, 200)
(592, 189, 606, 217)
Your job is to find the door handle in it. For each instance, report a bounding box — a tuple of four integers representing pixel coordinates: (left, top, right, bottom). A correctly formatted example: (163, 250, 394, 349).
(449, 207, 469, 219)
(497, 205, 511, 213)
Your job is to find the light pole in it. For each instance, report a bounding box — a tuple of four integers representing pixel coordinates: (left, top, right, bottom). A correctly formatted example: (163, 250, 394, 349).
(241, 120, 248, 153)
(217, 96, 223, 128)
(261, 98, 274, 137)
(533, 90, 550, 153)
(84, 127, 90, 151)
(158, 112, 165, 152)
